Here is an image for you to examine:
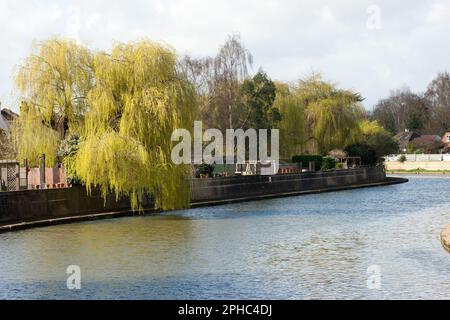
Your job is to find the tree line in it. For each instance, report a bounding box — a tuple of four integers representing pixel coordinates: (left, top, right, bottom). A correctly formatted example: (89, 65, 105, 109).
(372, 72, 450, 136)
(1, 35, 401, 209)
(180, 34, 398, 161)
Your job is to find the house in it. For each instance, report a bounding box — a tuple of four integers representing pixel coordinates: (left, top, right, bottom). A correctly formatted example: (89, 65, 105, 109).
(394, 130, 421, 153)
(394, 129, 443, 154)
(0, 108, 18, 160)
(0, 108, 18, 133)
(441, 132, 450, 150)
(0, 112, 9, 133)
(412, 135, 443, 154)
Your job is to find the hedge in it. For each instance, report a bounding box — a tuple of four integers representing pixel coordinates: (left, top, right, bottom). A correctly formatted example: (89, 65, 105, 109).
(291, 155, 323, 170)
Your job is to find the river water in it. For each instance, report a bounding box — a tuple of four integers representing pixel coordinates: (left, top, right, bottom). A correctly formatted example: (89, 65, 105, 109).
(1, 175, 450, 299)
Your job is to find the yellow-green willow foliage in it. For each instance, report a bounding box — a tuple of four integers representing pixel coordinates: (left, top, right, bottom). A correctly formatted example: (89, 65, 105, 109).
(15, 38, 94, 164)
(75, 40, 197, 211)
(356, 119, 387, 137)
(306, 96, 364, 155)
(277, 74, 365, 157)
(353, 119, 399, 157)
(274, 82, 307, 158)
(15, 103, 59, 166)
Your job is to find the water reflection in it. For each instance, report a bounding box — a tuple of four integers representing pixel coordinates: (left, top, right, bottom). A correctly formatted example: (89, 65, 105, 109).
(1, 175, 450, 299)
(0, 215, 196, 282)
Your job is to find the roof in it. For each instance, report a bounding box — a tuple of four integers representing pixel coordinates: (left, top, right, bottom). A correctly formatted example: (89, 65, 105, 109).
(394, 131, 421, 143)
(0, 108, 18, 132)
(0, 114, 9, 132)
(394, 131, 421, 150)
(418, 135, 441, 142)
(412, 135, 441, 145)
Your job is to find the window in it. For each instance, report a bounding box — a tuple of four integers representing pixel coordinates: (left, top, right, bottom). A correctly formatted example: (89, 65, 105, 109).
(447, 135, 450, 142)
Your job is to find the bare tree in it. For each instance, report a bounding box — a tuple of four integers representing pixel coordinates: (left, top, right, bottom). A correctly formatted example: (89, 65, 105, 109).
(372, 88, 429, 134)
(425, 72, 450, 135)
(214, 34, 253, 129)
(179, 55, 217, 129)
(180, 34, 253, 131)
(180, 55, 214, 96)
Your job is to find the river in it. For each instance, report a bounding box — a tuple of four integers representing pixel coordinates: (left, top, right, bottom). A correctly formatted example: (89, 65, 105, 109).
(1, 175, 450, 299)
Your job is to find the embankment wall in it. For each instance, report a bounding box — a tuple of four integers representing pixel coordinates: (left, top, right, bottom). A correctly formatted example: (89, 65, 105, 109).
(0, 167, 390, 228)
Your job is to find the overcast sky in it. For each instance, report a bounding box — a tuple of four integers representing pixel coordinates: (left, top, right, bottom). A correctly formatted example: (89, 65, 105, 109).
(0, 0, 449, 112)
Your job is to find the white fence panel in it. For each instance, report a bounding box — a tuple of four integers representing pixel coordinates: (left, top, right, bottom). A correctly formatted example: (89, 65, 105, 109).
(385, 154, 450, 162)
(385, 155, 400, 162)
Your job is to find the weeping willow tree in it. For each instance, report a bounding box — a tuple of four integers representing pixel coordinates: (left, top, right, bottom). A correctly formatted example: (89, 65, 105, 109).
(274, 81, 307, 158)
(73, 40, 197, 211)
(14, 102, 60, 165)
(306, 96, 365, 155)
(276, 74, 365, 157)
(15, 38, 94, 165)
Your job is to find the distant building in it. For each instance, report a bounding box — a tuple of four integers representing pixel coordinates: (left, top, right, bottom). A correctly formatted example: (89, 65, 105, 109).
(441, 131, 450, 150)
(412, 135, 443, 154)
(394, 130, 421, 153)
(395, 129, 443, 154)
(0, 108, 18, 160)
(0, 108, 18, 133)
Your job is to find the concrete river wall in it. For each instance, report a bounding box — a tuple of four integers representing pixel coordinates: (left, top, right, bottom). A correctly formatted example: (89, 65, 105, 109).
(386, 161, 450, 171)
(191, 166, 387, 204)
(0, 166, 406, 232)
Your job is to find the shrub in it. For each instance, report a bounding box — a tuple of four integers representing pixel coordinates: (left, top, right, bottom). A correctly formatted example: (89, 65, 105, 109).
(195, 163, 215, 178)
(292, 155, 323, 171)
(336, 162, 344, 169)
(58, 133, 82, 185)
(345, 143, 377, 165)
(399, 155, 407, 163)
(406, 142, 415, 154)
(321, 156, 337, 171)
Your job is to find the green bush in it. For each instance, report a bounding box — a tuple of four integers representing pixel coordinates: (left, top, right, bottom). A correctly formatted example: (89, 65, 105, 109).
(195, 163, 215, 178)
(336, 162, 344, 169)
(345, 143, 377, 165)
(58, 133, 82, 185)
(321, 156, 337, 171)
(399, 155, 407, 163)
(292, 155, 323, 171)
(406, 143, 414, 154)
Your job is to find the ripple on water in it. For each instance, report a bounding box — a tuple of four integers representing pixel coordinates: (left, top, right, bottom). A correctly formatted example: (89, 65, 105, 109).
(1, 175, 450, 299)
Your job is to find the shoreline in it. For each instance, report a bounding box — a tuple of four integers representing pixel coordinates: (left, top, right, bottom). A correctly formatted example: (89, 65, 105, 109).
(0, 176, 408, 234)
(387, 170, 450, 175)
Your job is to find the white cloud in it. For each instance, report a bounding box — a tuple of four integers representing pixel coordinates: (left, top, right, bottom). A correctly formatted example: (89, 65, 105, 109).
(427, 2, 450, 22)
(0, 0, 449, 112)
(318, 6, 336, 25)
